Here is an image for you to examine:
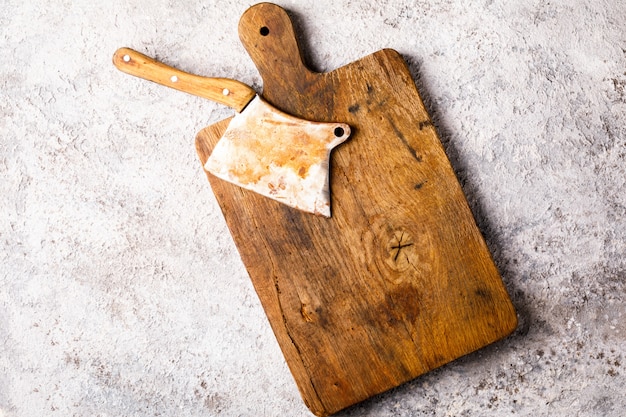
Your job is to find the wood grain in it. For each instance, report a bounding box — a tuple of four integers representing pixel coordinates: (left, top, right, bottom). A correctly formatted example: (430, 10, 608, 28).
(196, 4, 517, 416)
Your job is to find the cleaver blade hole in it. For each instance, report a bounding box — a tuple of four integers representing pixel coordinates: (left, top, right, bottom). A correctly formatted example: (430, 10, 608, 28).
(334, 127, 345, 137)
(260, 26, 270, 36)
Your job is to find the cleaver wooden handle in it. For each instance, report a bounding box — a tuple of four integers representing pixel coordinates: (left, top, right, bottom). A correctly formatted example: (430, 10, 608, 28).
(113, 47, 256, 112)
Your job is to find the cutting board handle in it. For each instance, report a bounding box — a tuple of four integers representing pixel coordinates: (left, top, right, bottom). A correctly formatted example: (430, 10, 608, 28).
(239, 3, 338, 121)
(239, 3, 316, 87)
(112, 47, 256, 112)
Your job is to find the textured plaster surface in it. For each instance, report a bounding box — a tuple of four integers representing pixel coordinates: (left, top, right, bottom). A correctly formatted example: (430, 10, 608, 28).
(1, 1, 625, 416)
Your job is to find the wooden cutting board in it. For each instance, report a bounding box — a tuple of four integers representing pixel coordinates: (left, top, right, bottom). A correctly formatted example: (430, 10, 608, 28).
(195, 3, 517, 416)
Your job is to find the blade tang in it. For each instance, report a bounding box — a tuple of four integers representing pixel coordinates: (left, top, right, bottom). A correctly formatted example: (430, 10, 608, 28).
(113, 47, 256, 112)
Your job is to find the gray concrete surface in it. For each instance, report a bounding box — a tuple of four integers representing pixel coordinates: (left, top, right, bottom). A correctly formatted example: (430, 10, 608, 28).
(1, 0, 624, 416)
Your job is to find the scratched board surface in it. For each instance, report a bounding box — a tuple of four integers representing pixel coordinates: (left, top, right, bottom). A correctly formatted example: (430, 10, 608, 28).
(195, 4, 517, 416)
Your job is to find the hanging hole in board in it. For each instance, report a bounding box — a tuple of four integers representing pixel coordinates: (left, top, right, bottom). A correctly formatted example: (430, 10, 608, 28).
(260, 26, 270, 36)
(334, 127, 345, 137)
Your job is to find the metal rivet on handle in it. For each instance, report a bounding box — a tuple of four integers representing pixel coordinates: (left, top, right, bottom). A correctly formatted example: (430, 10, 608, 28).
(170, 75, 178, 83)
(123, 55, 130, 62)
(222, 88, 230, 96)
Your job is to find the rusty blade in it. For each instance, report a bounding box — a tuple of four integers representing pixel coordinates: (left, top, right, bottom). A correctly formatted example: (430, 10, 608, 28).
(204, 96, 351, 217)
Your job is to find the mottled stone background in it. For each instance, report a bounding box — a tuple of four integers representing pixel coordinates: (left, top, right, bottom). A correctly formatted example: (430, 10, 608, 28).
(1, 1, 624, 416)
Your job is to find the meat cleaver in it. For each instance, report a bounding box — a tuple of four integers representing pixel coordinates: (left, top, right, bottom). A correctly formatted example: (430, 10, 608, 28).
(113, 48, 351, 217)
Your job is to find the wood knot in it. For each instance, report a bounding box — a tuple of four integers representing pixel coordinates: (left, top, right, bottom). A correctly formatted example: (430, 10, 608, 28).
(385, 230, 416, 272)
(361, 215, 433, 282)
